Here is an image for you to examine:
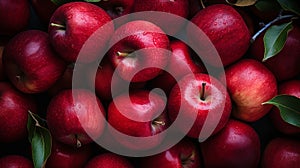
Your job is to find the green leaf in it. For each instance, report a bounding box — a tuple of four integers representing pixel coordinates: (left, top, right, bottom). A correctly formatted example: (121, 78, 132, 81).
(27, 111, 52, 168)
(255, 0, 282, 12)
(84, 0, 102, 2)
(263, 21, 293, 61)
(226, 0, 258, 7)
(277, 0, 300, 16)
(263, 95, 300, 128)
(51, 0, 75, 6)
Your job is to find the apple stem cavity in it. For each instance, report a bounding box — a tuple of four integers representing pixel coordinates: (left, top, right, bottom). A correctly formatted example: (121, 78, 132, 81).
(75, 135, 82, 148)
(200, 82, 206, 101)
(50, 23, 66, 29)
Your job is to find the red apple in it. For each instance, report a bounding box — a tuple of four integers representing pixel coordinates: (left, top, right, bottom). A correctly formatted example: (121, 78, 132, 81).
(270, 80, 300, 135)
(108, 20, 170, 82)
(0, 44, 5, 80)
(0, 155, 33, 168)
(94, 0, 134, 19)
(48, 2, 114, 63)
(31, 0, 58, 25)
(2, 30, 66, 93)
(46, 89, 106, 148)
(189, 4, 251, 67)
(222, 59, 277, 122)
(201, 119, 261, 168)
(139, 138, 201, 168)
(167, 73, 232, 139)
(262, 137, 300, 168)
(85, 153, 133, 168)
(107, 90, 169, 150)
(0, 0, 30, 36)
(0, 82, 37, 143)
(251, 22, 300, 81)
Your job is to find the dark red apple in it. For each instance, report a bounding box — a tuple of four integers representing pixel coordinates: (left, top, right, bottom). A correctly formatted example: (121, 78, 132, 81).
(0, 44, 5, 80)
(251, 22, 300, 81)
(222, 59, 277, 122)
(201, 119, 261, 168)
(108, 20, 170, 82)
(139, 138, 201, 168)
(167, 73, 232, 139)
(46, 89, 106, 148)
(189, 4, 251, 67)
(85, 153, 134, 168)
(270, 80, 300, 135)
(2, 30, 66, 93)
(0, 0, 30, 36)
(48, 2, 114, 63)
(94, 0, 134, 19)
(0, 82, 37, 143)
(262, 137, 300, 168)
(31, 0, 58, 25)
(0, 155, 33, 168)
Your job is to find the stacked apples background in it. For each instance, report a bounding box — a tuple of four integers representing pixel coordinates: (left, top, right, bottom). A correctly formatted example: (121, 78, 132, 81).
(0, 0, 300, 168)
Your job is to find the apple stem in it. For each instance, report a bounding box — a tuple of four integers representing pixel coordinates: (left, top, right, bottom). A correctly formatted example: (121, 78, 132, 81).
(75, 135, 82, 148)
(200, 0, 205, 9)
(117, 51, 129, 57)
(15, 75, 21, 81)
(50, 23, 66, 29)
(200, 83, 206, 101)
(153, 120, 165, 126)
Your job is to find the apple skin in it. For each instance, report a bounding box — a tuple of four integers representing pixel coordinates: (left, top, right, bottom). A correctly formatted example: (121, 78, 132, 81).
(48, 2, 114, 63)
(0, 0, 30, 36)
(262, 137, 300, 168)
(107, 90, 169, 150)
(31, 0, 58, 25)
(251, 23, 300, 81)
(201, 119, 261, 168)
(139, 138, 201, 168)
(0, 82, 37, 143)
(189, 4, 251, 67)
(0, 155, 33, 168)
(167, 73, 232, 139)
(46, 89, 106, 148)
(46, 140, 93, 168)
(108, 20, 170, 82)
(222, 59, 277, 122)
(2, 30, 66, 94)
(94, 0, 134, 19)
(0, 44, 6, 80)
(85, 153, 134, 168)
(269, 80, 300, 135)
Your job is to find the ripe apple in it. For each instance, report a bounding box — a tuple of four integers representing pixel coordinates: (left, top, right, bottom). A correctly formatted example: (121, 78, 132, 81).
(46, 89, 106, 148)
(48, 2, 114, 63)
(2, 30, 66, 93)
(0, 44, 5, 80)
(108, 20, 170, 82)
(0, 155, 33, 168)
(0, 82, 37, 143)
(262, 137, 300, 168)
(0, 0, 30, 36)
(269, 80, 300, 135)
(107, 90, 169, 150)
(139, 138, 201, 168)
(85, 153, 134, 168)
(251, 23, 300, 81)
(31, 0, 58, 25)
(201, 119, 261, 168)
(222, 59, 277, 122)
(94, 0, 134, 19)
(189, 4, 251, 67)
(167, 73, 232, 139)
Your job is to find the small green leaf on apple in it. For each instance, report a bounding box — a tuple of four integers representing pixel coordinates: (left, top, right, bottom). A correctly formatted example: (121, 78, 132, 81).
(277, 0, 300, 16)
(263, 94, 300, 128)
(226, 0, 257, 7)
(263, 21, 293, 61)
(27, 111, 52, 168)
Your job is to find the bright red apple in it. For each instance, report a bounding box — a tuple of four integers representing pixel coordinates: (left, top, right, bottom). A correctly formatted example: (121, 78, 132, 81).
(0, 155, 33, 168)
(85, 153, 134, 168)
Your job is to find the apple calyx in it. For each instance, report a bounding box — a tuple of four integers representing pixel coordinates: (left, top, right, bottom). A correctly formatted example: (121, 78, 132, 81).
(181, 151, 196, 168)
(75, 134, 82, 148)
(200, 82, 207, 101)
(50, 22, 66, 30)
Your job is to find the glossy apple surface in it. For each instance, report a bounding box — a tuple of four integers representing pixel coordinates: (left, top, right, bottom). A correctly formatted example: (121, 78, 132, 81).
(85, 153, 133, 168)
(0, 155, 33, 168)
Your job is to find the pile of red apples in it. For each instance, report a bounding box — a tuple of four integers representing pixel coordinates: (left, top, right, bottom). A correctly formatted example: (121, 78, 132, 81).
(0, 0, 300, 168)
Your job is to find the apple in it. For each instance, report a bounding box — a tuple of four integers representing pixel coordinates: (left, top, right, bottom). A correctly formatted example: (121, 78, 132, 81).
(2, 30, 66, 94)
(0, 0, 30, 36)
(48, 2, 114, 63)
(107, 90, 169, 150)
(269, 80, 300, 135)
(0, 155, 33, 168)
(222, 59, 277, 122)
(46, 89, 106, 148)
(167, 73, 232, 139)
(262, 137, 300, 168)
(108, 20, 170, 82)
(85, 153, 134, 168)
(94, 0, 134, 19)
(0, 44, 5, 81)
(31, 0, 58, 25)
(139, 138, 201, 168)
(189, 4, 251, 67)
(251, 22, 300, 81)
(0, 82, 37, 143)
(201, 119, 261, 168)
(46, 140, 93, 168)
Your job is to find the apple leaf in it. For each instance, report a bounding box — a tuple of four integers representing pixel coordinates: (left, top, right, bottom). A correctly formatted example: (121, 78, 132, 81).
(254, 0, 282, 12)
(27, 111, 52, 168)
(51, 0, 74, 6)
(84, 0, 102, 2)
(277, 0, 300, 16)
(263, 95, 300, 128)
(226, 0, 257, 7)
(263, 21, 293, 61)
